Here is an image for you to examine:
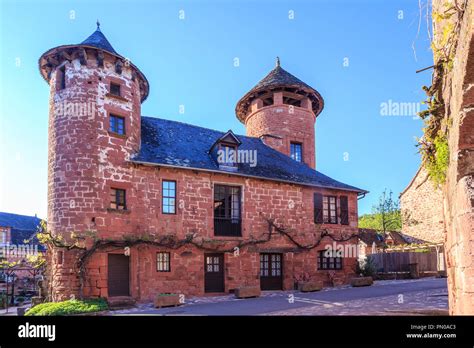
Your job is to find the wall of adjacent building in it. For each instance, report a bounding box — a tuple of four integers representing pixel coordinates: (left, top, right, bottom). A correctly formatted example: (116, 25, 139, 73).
(400, 166, 445, 244)
(432, 0, 474, 315)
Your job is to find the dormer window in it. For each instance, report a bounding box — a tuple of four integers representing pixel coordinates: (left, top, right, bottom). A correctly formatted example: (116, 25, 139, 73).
(110, 82, 121, 97)
(290, 142, 302, 162)
(210, 130, 242, 171)
(218, 144, 238, 167)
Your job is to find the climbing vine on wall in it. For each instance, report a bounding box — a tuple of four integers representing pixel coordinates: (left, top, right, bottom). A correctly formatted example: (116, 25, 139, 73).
(38, 213, 358, 299)
(417, 0, 467, 184)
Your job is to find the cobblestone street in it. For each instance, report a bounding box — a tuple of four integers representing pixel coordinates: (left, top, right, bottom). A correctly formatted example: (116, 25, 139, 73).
(110, 277, 448, 316)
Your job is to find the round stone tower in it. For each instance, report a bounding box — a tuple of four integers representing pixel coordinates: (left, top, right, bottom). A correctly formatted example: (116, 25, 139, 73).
(38, 23, 149, 300)
(235, 58, 324, 169)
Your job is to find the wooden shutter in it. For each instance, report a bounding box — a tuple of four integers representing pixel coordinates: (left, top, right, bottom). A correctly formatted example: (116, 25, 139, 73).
(340, 196, 349, 225)
(314, 193, 323, 223)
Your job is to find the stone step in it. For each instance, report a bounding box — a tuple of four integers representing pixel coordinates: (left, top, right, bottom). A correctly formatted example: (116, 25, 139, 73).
(107, 296, 136, 309)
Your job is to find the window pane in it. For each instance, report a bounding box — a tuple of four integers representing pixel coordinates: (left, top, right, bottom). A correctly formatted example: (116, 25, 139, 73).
(162, 181, 176, 213)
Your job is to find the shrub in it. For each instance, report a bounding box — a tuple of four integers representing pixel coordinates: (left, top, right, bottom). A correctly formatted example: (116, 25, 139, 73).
(25, 298, 108, 316)
(356, 257, 377, 277)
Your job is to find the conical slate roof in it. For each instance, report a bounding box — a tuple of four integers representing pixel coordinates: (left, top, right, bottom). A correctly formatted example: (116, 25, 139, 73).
(235, 58, 324, 122)
(38, 22, 150, 102)
(249, 65, 315, 95)
(80, 24, 117, 54)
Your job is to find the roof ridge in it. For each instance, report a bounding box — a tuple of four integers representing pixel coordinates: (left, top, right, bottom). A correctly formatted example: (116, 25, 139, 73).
(141, 115, 257, 141)
(0, 211, 42, 219)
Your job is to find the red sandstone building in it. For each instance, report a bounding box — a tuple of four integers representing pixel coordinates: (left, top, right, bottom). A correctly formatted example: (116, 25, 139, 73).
(39, 24, 367, 301)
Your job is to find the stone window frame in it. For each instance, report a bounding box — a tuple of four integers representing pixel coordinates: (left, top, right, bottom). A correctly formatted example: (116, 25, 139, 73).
(56, 63, 67, 91)
(290, 141, 303, 163)
(156, 252, 171, 272)
(110, 187, 127, 211)
(317, 250, 343, 270)
(162, 180, 177, 215)
(212, 182, 244, 237)
(322, 195, 338, 224)
(105, 76, 128, 102)
(108, 113, 126, 136)
(110, 82, 121, 97)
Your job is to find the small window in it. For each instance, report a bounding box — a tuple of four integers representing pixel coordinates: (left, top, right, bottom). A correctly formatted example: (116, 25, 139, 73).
(290, 142, 302, 162)
(0, 230, 7, 244)
(317, 250, 342, 270)
(218, 144, 238, 167)
(110, 83, 121, 97)
(110, 188, 126, 210)
(157, 252, 171, 272)
(323, 196, 337, 224)
(109, 114, 125, 135)
(57, 250, 64, 265)
(162, 180, 176, 214)
(58, 66, 66, 90)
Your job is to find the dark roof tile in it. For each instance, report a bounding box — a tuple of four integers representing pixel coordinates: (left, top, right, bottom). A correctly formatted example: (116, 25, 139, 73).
(132, 117, 367, 193)
(80, 28, 117, 55)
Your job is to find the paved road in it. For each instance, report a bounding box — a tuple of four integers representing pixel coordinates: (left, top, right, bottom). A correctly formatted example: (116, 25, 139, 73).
(112, 278, 448, 316)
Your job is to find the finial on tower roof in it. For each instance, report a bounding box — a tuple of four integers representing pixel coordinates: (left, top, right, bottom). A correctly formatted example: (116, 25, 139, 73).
(276, 56, 280, 67)
(96, 20, 101, 31)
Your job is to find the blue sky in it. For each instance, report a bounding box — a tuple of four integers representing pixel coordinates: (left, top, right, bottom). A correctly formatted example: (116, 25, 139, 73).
(0, 0, 433, 219)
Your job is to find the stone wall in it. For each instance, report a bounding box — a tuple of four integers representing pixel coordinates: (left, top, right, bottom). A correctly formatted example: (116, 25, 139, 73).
(45, 52, 360, 301)
(52, 164, 359, 300)
(245, 91, 317, 168)
(400, 166, 445, 243)
(432, 0, 474, 315)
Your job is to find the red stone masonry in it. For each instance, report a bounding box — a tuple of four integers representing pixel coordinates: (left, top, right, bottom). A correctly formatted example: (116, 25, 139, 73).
(245, 92, 316, 168)
(40, 30, 363, 302)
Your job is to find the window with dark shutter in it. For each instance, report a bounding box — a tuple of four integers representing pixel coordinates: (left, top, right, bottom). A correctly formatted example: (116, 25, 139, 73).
(340, 196, 349, 225)
(314, 193, 323, 223)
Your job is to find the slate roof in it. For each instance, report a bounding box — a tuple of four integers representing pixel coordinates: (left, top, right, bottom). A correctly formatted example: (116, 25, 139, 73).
(235, 61, 325, 121)
(80, 26, 118, 55)
(358, 229, 386, 247)
(250, 65, 316, 94)
(38, 24, 150, 102)
(358, 229, 410, 247)
(0, 212, 45, 250)
(131, 117, 367, 194)
(0, 212, 42, 231)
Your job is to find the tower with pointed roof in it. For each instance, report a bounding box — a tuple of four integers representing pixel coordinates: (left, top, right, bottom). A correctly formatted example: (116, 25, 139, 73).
(39, 23, 149, 300)
(236, 58, 323, 169)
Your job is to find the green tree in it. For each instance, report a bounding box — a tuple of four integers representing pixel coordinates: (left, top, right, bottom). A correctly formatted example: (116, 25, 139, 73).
(359, 189, 402, 233)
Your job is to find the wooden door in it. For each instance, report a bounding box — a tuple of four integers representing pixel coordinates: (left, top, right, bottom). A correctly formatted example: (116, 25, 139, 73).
(204, 253, 225, 293)
(108, 254, 130, 297)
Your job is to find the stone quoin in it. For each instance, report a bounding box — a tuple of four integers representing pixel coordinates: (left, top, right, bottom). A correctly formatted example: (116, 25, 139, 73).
(39, 23, 367, 301)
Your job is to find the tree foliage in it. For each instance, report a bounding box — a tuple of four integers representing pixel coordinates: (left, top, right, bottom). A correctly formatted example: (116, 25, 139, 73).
(359, 189, 402, 232)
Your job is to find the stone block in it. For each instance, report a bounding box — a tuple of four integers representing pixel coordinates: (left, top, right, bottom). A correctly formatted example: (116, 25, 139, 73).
(234, 286, 261, 299)
(154, 294, 182, 308)
(298, 281, 322, 292)
(351, 276, 373, 287)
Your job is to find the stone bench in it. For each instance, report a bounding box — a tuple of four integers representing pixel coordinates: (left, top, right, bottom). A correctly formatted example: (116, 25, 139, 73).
(234, 286, 261, 299)
(154, 294, 182, 308)
(351, 276, 373, 287)
(298, 281, 322, 292)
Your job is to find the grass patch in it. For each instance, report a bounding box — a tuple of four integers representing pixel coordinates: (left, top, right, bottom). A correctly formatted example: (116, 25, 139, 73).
(25, 298, 108, 316)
